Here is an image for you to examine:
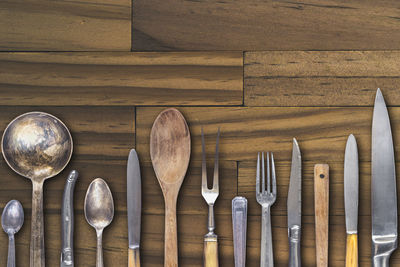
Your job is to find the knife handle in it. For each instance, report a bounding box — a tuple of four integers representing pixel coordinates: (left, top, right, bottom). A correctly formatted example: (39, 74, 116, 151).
(314, 164, 329, 267)
(232, 196, 247, 267)
(345, 234, 358, 267)
(203, 235, 218, 267)
(128, 248, 140, 267)
(289, 225, 301, 267)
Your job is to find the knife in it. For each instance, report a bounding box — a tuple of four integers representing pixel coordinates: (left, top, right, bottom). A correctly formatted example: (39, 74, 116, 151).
(60, 170, 79, 267)
(372, 88, 398, 267)
(344, 134, 359, 267)
(127, 149, 142, 267)
(232, 196, 248, 267)
(287, 138, 302, 267)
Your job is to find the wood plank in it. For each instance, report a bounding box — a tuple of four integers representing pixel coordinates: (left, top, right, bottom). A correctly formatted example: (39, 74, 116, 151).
(238, 161, 400, 266)
(0, 52, 243, 106)
(137, 106, 400, 162)
(132, 0, 400, 51)
(245, 51, 400, 106)
(0, 0, 131, 51)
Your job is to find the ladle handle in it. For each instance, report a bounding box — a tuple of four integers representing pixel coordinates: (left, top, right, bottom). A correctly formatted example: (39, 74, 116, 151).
(30, 181, 45, 267)
(165, 197, 178, 267)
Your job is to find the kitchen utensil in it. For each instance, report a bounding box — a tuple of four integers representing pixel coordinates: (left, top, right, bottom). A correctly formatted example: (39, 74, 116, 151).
(314, 164, 329, 267)
(127, 149, 142, 267)
(287, 138, 301, 267)
(2, 200, 24, 267)
(61, 170, 79, 267)
(84, 178, 114, 267)
(1, 111, 73, 267)
(201, 127, 220, 267)
(372, 88, 397, 266)
(232, 196, 247, 267)
(344, 135, 358, 267)
(256, 152, 277, 267)
(150, 108, 191, 267)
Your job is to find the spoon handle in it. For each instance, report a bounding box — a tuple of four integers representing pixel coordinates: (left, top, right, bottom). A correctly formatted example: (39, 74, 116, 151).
(31, 181, 45, 267)
(165, 198, 178, 267)
(7, 234, 15, 267)
(96, 230, 104, 267)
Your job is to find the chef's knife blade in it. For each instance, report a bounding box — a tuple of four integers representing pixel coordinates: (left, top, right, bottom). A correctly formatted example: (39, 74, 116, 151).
(127, 149, 141, 267)
(288, 138, 301, 267)
(372, 88, 398, 266)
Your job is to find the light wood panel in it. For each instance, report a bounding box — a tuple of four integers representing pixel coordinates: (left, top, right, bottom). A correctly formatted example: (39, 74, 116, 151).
(132, 0, 400, 51)
(245, 51, 400, 107)
(0, 0, 131, 51)
(0, 52, 243, 106)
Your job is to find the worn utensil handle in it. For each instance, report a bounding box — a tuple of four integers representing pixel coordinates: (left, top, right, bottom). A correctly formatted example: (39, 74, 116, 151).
(164, 197, 178, 267)
(30, 181, 45, 267)
(346, 234, 358, 267)
(128, 248, 140, 267)
(61, 170, 78, 267)
(203, 235, 218, 267)
(314, 164, 329, 267)
(7, 234, 15, 267)
(232, 196, 247, 267)
(288, 226, 301, 267)
(260, 205, 273, 267)
(96, 230, 103, 267)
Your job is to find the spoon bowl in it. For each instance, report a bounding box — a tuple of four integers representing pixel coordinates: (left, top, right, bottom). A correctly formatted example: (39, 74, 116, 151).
(1, 111, 73, 267)
(84, 178, 114, 267)
(2, 200, 24, 267)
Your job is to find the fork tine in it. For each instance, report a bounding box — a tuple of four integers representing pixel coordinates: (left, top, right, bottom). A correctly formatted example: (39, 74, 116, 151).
(213, 127, 220, 191)
(201, 127, 208, 191)
(256, 152, 260, 194)
(262, 152, 265, 193)
(267, 152, 271, 193)
(271, 152, 276, 195)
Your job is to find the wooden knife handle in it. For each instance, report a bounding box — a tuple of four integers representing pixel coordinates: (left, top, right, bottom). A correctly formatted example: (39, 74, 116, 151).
(346, 234, 358, 267)
(128, 248, 140, 267)
(203, 235, 219, 267)
(314, 164, 329, 267)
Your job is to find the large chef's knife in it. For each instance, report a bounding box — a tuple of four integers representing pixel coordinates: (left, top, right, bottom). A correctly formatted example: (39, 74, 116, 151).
(287, 138, 302, 267)
(344, 134, 358, 267)
(372, 88, 398, 267)
(127, 149, 142, 267)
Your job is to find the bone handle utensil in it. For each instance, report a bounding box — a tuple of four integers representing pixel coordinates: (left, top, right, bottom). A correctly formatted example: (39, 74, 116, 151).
(232, 196, 247, 267)
(346, 234, 357, 267)
(61, 170, 78, 267)
(314, 164, 329, 267)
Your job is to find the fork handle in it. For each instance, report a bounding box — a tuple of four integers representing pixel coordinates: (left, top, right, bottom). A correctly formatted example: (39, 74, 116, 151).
(260, 205, 273, 267)
(314, 164, 329, 267)
(204, 235, 218, 267)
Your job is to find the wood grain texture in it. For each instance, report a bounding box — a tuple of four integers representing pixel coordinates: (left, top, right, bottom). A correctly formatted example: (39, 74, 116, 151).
(0, 52, 243, 106)
(245, 51, 400, 106)
(132, 0, 400, 51)
(0, 0, 131, 51)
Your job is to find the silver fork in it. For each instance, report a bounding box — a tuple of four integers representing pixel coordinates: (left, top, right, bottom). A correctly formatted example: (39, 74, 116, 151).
(256, 152, 277, 267)
(201, 127, 220, 267)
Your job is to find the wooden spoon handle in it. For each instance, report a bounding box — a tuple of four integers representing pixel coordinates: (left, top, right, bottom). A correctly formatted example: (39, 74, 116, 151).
(165, 199, 178, 267)
(314, 164, 329, 267)
(30, 181, 45, 267)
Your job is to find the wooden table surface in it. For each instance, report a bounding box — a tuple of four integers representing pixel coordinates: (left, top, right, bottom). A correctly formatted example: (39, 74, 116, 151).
(1, 1, 400, 266)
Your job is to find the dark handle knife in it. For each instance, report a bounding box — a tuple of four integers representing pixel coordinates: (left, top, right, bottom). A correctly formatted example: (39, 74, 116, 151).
(61, 170, 78, 267)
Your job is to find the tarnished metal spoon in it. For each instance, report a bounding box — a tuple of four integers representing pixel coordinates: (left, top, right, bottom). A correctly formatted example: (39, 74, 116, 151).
(84, 178, 114, 267)
(2, 200, 24, 267)
(1, 111, 73, 267)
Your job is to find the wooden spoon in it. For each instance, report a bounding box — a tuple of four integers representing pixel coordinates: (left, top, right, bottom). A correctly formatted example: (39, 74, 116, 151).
(150, 108, 191, 267)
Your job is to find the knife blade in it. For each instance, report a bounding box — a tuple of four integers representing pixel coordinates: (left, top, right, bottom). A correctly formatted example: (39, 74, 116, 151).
(344, 134, 358, 267)
(372, 88, 398, 267)
(127, 149, 142, 267)
(287, 138, 301, 267)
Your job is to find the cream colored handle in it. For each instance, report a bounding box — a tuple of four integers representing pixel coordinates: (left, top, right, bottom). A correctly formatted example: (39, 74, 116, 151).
(346, 234, 358, 267)
(128, 248, 140, 267)
(203, 236, 218, 267)
(314, 164, 329, 267)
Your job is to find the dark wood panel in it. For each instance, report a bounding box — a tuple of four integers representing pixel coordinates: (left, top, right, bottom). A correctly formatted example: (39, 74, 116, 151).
(0, 52, 243, 106)
(132, 0, 400, 51)
(244, 51, 400, 107)
(0, 0, 131, 51)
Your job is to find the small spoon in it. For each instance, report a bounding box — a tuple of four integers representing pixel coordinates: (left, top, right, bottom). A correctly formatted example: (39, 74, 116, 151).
(2, 111, 73, 267)
(2, 200, 24, 267)
(84, 178, 114, 267)
(150, 108, 191, 267)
